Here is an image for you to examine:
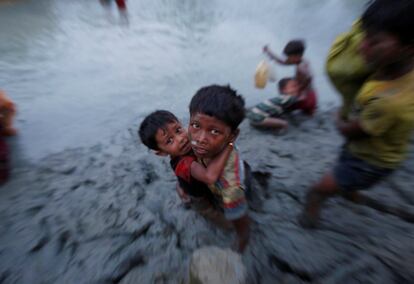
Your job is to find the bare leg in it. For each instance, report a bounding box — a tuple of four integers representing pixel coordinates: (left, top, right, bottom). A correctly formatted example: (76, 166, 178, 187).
(299, 172, 341, 228)
(190, 197, 233, 230)
(200, 207, 233, 230)
(250, 117, 288, 130)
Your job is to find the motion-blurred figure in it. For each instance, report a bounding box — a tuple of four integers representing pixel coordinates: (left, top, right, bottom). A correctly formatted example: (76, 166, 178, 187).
(0, 90, 16, 184)
(115, 0, 126, 10)
(299, 0, 414, 228)
(0, 90, 17, 137)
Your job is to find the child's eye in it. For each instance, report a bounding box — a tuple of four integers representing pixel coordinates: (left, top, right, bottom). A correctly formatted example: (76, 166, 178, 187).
(211, 129, 220, 135)
(191, 122, 200, 129)
(176, 127, 182, 133)
(166, 138, 173, 144)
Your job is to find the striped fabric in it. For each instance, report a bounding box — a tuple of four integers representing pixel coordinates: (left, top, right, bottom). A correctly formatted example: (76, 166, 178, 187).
(201, 147, 248, 221)
(246, 95, 298, 123)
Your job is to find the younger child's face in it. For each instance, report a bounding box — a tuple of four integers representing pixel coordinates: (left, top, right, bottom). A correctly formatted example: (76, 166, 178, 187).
(189, 113, 235, 159)
(281, 80, 300, 96)
(154, 121, 191, 158)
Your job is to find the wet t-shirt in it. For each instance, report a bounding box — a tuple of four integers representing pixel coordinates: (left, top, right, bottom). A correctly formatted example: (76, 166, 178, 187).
(348, 69, 414, 169)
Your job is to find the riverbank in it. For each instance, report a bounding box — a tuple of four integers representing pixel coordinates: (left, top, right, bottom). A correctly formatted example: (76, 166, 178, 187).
(1, 109, 414, 283)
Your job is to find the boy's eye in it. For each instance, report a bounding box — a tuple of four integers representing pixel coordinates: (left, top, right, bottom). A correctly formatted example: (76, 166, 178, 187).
(210, 129, 220, 135)
(176, 127, 182, 133)
(191, 122, 200, 129)
(166, 138, 173, 144)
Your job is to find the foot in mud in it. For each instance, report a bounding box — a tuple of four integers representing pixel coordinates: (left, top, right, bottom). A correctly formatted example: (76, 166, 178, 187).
(199, 208, 233, 231)
(297, 211, 318, 229)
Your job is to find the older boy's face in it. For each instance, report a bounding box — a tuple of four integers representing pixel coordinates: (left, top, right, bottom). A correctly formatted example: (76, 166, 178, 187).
(359, 30, 404, 67)
(154, 121, 191, 158)
(189, 113, 234, 159)
(286, 55, 302, 64)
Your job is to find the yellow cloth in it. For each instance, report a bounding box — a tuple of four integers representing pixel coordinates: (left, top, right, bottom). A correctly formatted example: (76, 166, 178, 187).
(348, 69, 414, 169)
(326, 20, 372, 119)
(254, 60, 269, 89)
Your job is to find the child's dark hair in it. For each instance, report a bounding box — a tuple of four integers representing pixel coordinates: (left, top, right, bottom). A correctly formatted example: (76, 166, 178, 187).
(278, 77, 294, 92)
(189, 85, 245, 131)
(138, 110, 178, 150)
(283, 40, 306, 56)
(362, 0, 414, 45)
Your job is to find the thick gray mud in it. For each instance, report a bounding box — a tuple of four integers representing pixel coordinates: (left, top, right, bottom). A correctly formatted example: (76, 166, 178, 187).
(1, 110, 413, 283)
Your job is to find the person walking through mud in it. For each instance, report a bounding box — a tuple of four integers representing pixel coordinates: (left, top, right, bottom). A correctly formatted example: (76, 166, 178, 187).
(299, 0, 414, 228)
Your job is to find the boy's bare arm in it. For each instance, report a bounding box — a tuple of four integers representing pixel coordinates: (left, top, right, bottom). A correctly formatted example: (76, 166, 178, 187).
(336, 116, 368, 139)
(232, 215, 250, 253)
(190, 144, 233, 184)
(263, 45, 288, 65)
(296, 89, 308, 102)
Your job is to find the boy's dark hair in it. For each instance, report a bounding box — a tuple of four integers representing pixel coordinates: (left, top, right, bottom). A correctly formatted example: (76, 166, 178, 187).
(138, 110, 178, 150)
(189, 85, 245, 131)
(362, 0, 414, 45)
(278, 77, 294, 92)
(283, 40, 306, 56)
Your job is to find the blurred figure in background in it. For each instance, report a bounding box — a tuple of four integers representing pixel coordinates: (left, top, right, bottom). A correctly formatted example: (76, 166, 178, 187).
(264, 40, 314, 95)
(99, 0, 126, 9)
(0, 90, 17, 184)
(115, 0, 126, 10)
(247, 77, 316, 130)
(100, 0, 128, 25)
(0, 90, 17, 137)
(300, 0, 414, 228)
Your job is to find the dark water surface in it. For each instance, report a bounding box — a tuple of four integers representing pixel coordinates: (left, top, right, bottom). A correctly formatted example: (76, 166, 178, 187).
(0, 0, 366, 160)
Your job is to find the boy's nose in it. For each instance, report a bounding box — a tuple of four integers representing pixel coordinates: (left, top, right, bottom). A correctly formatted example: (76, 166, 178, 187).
(195, 131, 207, 145)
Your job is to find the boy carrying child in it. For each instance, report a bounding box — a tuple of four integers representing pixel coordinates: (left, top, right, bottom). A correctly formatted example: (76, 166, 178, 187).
(188, 85, 251, 252)
(139, 110, 233, 212)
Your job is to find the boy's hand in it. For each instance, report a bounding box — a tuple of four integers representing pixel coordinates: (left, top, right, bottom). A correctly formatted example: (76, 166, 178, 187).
(335, 112, 367, 139)
(335, 111, 346, 132)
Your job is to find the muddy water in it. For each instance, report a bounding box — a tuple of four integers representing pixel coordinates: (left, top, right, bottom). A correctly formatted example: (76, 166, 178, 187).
(5, 2, 411, 283)
(1, 0, 366, 161)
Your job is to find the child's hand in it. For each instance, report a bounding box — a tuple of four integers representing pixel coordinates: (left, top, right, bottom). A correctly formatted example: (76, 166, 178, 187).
(176, 184, 191, 204)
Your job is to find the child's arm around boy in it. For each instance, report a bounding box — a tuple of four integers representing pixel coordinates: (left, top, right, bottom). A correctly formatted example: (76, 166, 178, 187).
(177, 142, 233, 186)
(139, 110, 232, 203)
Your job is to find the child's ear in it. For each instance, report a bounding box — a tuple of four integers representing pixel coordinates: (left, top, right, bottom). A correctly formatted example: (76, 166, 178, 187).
(229, 129, 240, 143)
(153, 150, 168, 156)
